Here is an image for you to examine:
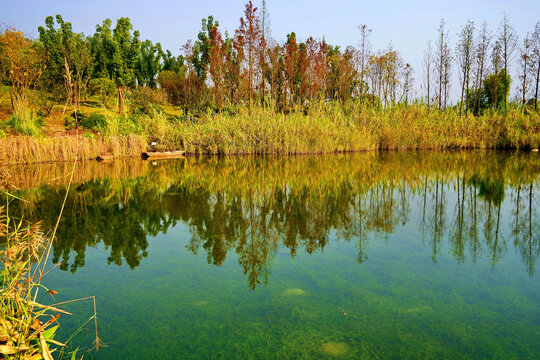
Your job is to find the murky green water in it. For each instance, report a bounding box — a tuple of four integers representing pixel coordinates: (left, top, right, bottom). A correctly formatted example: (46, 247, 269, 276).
(5, 151, 540, 359)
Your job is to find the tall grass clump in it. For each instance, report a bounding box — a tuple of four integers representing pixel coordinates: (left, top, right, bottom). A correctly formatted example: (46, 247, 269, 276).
(0, 134, 146, 165)
(7, 109, 43, 137)
(140, 111, 182, 151)
(103, 114, 145, 136)
(166, 103, 539, 155)
(177, 106, 376, 155)
(0, 204, 56, 359)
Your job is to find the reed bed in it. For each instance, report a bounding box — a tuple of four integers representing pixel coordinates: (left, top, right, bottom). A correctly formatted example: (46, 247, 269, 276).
(177, 107, 377, 155)
(170, 105, 540, 154)
(1, 135, 146, 165)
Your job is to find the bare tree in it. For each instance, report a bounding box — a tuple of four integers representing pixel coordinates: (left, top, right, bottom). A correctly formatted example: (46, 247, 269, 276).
(473, 21, 491, 114)
(435, 19, 451, 109)
(456, 20, 475, 115)
(423, 40, 432, 106)
(402, 63, 414, 105)
(498, 14, 518, 110)
(519, 34, 532, 106)
(357, 24, 372, 103)
(260, 0, 271, 40)
(531, 22, 540, 109)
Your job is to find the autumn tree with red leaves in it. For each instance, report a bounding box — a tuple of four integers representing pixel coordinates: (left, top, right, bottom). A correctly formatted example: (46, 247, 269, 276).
(236, 1, 262, 111)
(208, 25, 226, 110)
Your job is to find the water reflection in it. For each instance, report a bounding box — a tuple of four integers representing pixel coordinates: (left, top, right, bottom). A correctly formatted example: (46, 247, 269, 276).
(4, 151, 540, 288)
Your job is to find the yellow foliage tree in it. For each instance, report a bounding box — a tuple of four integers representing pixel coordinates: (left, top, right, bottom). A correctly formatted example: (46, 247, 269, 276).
(0, 28, 42, 117)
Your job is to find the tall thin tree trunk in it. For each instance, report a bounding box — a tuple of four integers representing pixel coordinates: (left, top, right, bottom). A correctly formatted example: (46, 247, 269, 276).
(118, 86, 125, 114)
(535, 59, 540, 109)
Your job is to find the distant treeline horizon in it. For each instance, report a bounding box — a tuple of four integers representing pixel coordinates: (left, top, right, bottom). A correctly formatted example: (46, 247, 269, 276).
(1, 1, 539, 115)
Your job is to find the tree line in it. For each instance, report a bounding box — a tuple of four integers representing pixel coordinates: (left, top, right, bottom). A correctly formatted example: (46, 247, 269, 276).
(1, 2, 539, 117)
(424, 16, 540, 114)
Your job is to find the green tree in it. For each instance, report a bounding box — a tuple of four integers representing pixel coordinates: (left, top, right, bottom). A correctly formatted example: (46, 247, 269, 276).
(135, 40, 163, 88)
(483, 69, 511, 110)
(192, 16, 219, 82)
(38, 15, 85, 109)
(93, 17, 141, 113)
(161, 49, 183, 73)
(88, 77, 117, 106)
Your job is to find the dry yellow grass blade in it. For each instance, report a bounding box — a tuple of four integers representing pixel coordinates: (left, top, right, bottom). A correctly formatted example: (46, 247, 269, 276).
(44, 338, 66, 347)
(39, 333, 54, 360)
(0, 344, 30, 354)
(28, 301, 73, 315)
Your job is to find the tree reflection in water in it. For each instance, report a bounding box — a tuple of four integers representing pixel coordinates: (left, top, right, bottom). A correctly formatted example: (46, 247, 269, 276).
(4, 151, 540, 289)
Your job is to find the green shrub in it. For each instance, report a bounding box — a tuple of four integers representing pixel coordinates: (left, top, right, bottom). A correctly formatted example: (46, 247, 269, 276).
(64, 110, 87, 130)
(89, 78, 117, 106)
(7, 112, 43, 136)
(128, 86, 167, 116)
(80, 113, 108, 131)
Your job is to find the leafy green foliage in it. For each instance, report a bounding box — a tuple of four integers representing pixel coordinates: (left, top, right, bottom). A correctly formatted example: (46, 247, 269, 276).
(94, 17, 140, 88)
(483, 69, 511, 110)
(80, 112, 108, 130)
(192, 16, 219, 81)
(7, 112, 43, 136)
(64, 110, 86, 130)
(136, 40, 162, 88)
(89, 77, 116, 106)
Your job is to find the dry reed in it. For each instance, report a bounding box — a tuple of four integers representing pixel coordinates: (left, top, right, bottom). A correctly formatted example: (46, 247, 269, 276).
(1, 135, 146, 165)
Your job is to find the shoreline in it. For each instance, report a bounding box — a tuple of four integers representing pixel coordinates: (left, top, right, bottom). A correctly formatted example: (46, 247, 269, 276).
(1, 135, 539, 166)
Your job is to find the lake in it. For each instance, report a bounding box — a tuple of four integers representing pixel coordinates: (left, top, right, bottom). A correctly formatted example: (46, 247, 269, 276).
(5, 151, 540, 359)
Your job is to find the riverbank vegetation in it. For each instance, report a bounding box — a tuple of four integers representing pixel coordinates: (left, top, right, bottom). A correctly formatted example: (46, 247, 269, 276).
(0, 2, 539, 164)
(0, 199, 72, 359)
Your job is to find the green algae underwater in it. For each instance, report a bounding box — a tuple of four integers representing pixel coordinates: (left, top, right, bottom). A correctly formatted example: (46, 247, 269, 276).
(4, 151, 540, 359)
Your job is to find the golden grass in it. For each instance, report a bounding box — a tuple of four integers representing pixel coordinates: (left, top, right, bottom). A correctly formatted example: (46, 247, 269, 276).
(0, 204, 71, 359)
(168, 104, 540, 154)
(177, 106, 377, 155)
(0, 134, 146, 165)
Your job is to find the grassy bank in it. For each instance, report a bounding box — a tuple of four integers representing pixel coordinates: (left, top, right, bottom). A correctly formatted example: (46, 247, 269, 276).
(1, 100, 539, 164)
(119, 103, 540, 154)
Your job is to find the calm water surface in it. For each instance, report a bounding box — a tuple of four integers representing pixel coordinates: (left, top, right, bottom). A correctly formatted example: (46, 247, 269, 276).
(6, 151, 540, 359)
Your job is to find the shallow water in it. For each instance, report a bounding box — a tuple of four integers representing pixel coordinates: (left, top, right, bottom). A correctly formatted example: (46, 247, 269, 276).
(6, 151, 540, 359)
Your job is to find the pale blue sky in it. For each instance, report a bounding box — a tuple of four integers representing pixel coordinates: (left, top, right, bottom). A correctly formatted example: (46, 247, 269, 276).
(2, 0, 539, 100)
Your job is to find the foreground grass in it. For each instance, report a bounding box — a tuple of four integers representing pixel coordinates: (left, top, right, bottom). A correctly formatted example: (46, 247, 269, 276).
(0, 203, 67, 359)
